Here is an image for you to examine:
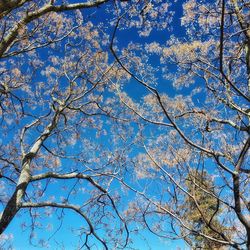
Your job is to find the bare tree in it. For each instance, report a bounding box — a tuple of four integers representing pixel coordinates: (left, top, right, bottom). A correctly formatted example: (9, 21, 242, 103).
(0, 0, 131, 248)
(0, 0, 249, 249)
(0, 0, 173, 248)
(109, 0, 250, 249)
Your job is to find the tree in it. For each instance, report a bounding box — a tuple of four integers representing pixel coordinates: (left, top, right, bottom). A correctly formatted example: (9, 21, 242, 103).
(109, 0, 250, 249)
(0, 0, 172, 249)
(183, 170, 231, 249)
(0, 0, 133, 249)
(0, 0, 249, 249)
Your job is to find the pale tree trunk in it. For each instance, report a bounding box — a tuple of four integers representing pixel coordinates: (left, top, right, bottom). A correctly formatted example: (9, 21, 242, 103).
(0, 157, 31, 234)
(0, 112, 60, 234)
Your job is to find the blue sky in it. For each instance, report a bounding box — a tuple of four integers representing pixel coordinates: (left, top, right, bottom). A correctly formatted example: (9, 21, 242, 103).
(0, 0, 201, 249)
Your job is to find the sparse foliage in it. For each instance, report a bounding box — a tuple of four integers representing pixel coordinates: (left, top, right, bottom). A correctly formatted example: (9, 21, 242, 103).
(0, 0, 249, 249)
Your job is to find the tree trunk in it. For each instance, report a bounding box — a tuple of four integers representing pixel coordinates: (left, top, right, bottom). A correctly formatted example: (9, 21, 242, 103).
(0, 158, 31, 234)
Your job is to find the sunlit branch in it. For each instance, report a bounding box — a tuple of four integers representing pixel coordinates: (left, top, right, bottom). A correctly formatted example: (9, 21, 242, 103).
(31, 172, 107, 193)
(174, 109, 248, 132)
(193, 60, 250, 111)
(21, 201, 108, 250)
(115, 84, 173, 128)
(0, 0, 249, 248)
(2, 25, 79, 58)
(31, 170, 129, 248)
(209, 117, 249, 132)
(0, 107, 62, 234)
(100, 172, 240, 248)
(0, 0, 109, 58)
(144, 145, 234, 244)
(194, 59, 250, 110)
(110, 18, 229, 160)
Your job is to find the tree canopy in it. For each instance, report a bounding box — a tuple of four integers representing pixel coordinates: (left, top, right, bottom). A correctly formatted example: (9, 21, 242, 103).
(0, 0, 249, 249)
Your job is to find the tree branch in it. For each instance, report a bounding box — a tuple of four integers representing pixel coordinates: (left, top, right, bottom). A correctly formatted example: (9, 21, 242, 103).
(21, 201, 108, 250)
(0, 0, 109, 57)
(31, 171, 107, 194)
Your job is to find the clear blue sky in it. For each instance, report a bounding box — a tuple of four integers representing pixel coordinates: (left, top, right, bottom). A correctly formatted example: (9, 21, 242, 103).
(1, 1, 193, 249)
